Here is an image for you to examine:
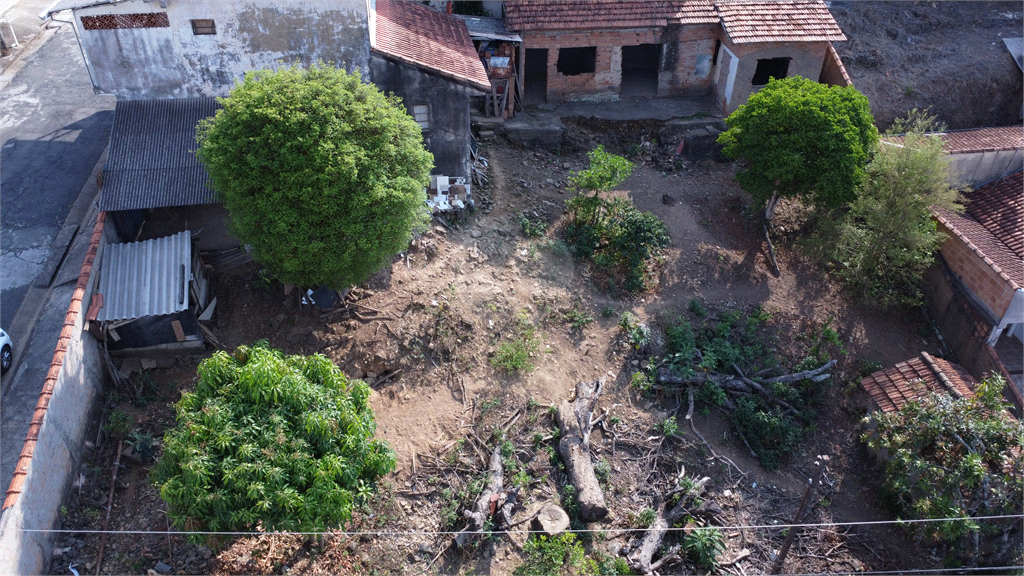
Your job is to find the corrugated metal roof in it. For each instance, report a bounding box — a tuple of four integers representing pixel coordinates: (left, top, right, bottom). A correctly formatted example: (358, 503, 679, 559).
(454, 15, 522, 42)
(41, 0, 122, 18)
(96, 231, 192, 322)
(100, 97, 220, 212)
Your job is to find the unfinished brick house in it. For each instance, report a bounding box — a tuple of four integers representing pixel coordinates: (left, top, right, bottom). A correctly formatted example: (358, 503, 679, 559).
(928, 170, 1023, 414)
(503, 0, 849, 113)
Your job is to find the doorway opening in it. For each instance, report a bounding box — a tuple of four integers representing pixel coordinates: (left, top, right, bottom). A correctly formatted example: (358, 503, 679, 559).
(620, 44, 660, 98)
(524, 48, 548, 105)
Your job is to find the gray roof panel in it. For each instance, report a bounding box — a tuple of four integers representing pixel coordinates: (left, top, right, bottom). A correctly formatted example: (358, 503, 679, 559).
(100, 97, 220, 212)
(96, 231, 192, 322)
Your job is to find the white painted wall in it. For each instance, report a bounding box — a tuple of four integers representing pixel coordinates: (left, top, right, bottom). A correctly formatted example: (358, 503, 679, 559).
(72, 0, 372, 99)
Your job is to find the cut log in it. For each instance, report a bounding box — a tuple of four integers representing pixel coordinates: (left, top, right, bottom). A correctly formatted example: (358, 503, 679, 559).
(555, 378, 608, 522)
(455, 445, 503, 547)
(534, 503, 571, 536)
(627, 476, 710, 574)
(763, 360, 836, 384)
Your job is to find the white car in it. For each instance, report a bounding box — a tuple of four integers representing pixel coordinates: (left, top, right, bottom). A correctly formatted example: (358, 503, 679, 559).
(0, 329, 11, 374)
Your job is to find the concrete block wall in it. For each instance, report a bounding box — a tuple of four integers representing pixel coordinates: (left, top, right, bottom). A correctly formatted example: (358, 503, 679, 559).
(0, 213, 109, 575)
(718, 39, 828, 114)
(937, 220, 1017, 320)
(522, 26, 717, 103)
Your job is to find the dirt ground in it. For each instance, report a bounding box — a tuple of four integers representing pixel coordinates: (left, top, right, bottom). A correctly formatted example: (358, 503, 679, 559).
(830, 1, 1024, 131)
(47, 125, 964, 576)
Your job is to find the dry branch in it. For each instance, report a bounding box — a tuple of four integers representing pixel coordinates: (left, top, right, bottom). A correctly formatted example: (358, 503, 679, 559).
(555, 378, 608, 522)
(627, 476, 711, 574)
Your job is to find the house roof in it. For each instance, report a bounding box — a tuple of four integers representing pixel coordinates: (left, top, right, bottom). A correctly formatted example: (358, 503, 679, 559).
(861, 352, 976, 414)
(504, 1, 718, 31)
(373, 0, 490, 91)
(100, 98, 219, 212)
(454, 14, 522, 42)
(95, 231, 192, 322)
(504, 0, 843, 43)
(716, 1, 846, 44)
(933, 171, 1024, 290)
(885, 126, 1024, 154)
(41, 0, 120, 18)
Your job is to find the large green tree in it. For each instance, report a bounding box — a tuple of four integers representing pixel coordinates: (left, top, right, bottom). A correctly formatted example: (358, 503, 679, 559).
(153, 343, 396, 537)
(197, 64, 433, 288)
(717, 77, 878, 221)
(865, 375, 1023, 564)
(814, 111, 964, 308)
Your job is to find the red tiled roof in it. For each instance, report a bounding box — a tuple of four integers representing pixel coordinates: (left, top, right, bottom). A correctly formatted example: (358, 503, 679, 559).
(938, 126, 1024, 154)
(373, 0, 490, 91)
(966, 171, 1023, 260)
(934, 207, 1023, 290)
(505, 1, 718, 31)
(885, 126, 1024, 154)
(861, 352, 976, 414)
(716, 1, 846, 44)
(5, 212, 106, 510)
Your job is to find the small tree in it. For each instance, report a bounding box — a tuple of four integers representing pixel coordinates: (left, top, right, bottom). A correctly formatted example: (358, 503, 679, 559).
(814, 110, 964, 307)
(865, 375, 1023, 564)
(717, 77, 878, 221)
(152, 343, 396, 538)
(569, 145, 634, 195)
(197, 64, 433, 289)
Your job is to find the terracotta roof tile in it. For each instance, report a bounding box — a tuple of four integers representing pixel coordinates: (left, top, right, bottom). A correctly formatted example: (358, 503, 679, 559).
(939, 126, 1024, 154)
(373, 0, 490, 91)
(716, 1, 845, 44)
(504, 1, 718, 32)
(966, 171, 1023, 260)
(933, 171, 1024, 290)
(860, 352, 976, 414)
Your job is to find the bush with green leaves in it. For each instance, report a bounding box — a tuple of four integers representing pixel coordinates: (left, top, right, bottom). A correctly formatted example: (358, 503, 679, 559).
(683, 527, 725, 571)
(810, 110, 964, 308)
(492, 310, 540, 373)
(717, 76, 877, 222)
(569, 145, 634, 194)
(197, 63, 433, 289)
(865, 375, 1023, 563)
(152, 343, 396, 538)
(564, 195, 670, 293)
(515, 533, 587, 576)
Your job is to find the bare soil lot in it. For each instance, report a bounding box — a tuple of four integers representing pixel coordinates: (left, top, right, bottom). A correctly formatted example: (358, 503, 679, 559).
(831, 1, 1024, 130)
(53, 133, 947, 575)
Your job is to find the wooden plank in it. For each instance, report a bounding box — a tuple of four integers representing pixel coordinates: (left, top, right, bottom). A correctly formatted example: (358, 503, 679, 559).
(171, 320, 186, 342)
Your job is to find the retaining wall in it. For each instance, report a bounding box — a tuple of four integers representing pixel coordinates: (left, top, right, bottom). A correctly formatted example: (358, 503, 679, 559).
(0, 213, 109, 575)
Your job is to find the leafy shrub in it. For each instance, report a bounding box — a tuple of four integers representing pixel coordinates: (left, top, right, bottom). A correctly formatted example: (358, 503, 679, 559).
(152, 343, 396, 538)
(687, 298, 707, 318)
(618, 312, 652, 350)
(630, 371, 652, 393)
(683, 527, 725, 571)
(520, 214, 549, 238)
(564, 308, 595, 332)
(660, 416, 679, 437)
(569, 145, 634, 194)
(594, 458, 611, 485)
(866, 376, 1023, 562)
(515, 533, 587, 576)
(103, 408, 133, 440)
(636, 507, 657, 528)
(564, 195, 670, 293)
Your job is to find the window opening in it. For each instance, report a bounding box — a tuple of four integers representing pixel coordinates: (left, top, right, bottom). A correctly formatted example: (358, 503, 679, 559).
(191, 19, 216, 35)
(751, 57, 790, 85)
(413, 105, 430, 129)
(556, 47, 596, 76)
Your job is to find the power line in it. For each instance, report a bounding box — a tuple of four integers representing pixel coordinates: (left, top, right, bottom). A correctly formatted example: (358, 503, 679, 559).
(22, 513, 1024, 536)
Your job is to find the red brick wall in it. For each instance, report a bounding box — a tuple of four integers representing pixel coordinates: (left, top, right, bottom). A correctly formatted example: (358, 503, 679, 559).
(521, 26, 717, 102)
(937, 220, 1017, 319)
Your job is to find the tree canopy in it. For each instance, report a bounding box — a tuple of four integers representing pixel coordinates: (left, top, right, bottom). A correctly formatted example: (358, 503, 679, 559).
(865, 375, 1023, 563)
(197, 64, 433, 289)
(569, 145, 634, 194)
(717, 77, 878, 220)
(812, 111, 964, 308)
(153, 343, 396, 538)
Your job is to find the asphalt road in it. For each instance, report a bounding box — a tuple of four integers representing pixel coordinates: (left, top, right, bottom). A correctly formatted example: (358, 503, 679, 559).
(0, 24, 114, 328)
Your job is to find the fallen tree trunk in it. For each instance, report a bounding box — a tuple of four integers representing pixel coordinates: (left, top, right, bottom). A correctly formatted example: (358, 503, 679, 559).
(764, 359, 836, 384)
(555, 378, 607, 522)
(627, 476, 711, 574)
(455, 446, 503, 547)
